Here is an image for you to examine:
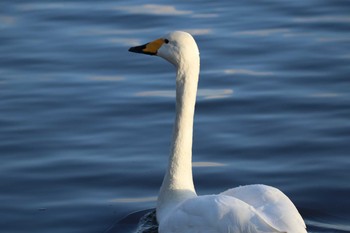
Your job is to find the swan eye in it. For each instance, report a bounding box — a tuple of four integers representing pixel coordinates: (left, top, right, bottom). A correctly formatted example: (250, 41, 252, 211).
(164, 39, 169, 44)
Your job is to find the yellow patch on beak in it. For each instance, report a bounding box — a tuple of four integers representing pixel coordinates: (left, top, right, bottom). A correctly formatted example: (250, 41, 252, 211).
(129, 39, 165, 55)
(142, 38, 165, 54)
(129, 38, 165, 55)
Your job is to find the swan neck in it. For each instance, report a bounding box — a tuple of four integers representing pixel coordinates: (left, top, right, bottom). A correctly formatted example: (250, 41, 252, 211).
(157, 62, 199, 220)
(168, 66, 198, 190)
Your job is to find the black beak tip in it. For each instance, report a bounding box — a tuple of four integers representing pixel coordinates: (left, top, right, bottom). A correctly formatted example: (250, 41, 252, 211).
(128, 44, 147, 54)
(128, 45, 157, 56)
(128, 46, 137, 53)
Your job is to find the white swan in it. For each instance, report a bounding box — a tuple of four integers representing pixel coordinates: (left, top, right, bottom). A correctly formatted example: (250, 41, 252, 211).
(129, 31, 307, 233)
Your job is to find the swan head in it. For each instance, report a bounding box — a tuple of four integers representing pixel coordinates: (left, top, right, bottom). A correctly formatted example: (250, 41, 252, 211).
(128, 31, 199, 68)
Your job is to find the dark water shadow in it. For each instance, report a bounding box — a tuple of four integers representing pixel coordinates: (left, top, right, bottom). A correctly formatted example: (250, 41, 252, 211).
(104, 209, 158, 233)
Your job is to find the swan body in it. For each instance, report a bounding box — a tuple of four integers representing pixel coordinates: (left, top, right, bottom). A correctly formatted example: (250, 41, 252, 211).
(129, 31, 306, 233)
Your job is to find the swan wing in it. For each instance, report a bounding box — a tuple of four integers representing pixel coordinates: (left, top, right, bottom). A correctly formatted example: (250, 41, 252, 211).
(220, 184, 306, 233)
(159, 194, 285, 233)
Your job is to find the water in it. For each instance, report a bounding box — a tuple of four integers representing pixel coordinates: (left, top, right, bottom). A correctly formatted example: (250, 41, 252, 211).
(1, 1, 350, 232)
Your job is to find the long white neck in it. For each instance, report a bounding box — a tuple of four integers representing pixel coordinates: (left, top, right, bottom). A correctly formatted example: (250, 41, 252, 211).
(157, 60, 200, 221)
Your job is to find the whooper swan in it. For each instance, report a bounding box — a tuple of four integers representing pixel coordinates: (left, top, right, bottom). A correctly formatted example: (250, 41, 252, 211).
(129, 31, 307, 233)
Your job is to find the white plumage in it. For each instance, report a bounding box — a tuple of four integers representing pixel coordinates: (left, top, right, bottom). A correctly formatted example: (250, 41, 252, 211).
(129, 31, 307, 233)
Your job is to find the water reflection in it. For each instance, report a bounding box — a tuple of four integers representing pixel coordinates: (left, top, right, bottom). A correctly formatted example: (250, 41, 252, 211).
(317, 37, 350, 43)
(115, 4, 192, 16)
(136, 89, 233, 100)
(309, 93, 342, 98)
(0, 15, 16, 27)
(105, 38, 142, 46)
(77, 28, 153, 36)
(306, 220, 350, 232)
(87, 76, 124, 82)
(114, 4, 216, 18)
(182, 29, 212, 36)
(233, 28, 289, 37)
(224, 69, 274, 76)
(193, 161, 226, 167)
(293, 16, 350, 23)
(18, 2, 81, 11)
(111, 197, 157, 203)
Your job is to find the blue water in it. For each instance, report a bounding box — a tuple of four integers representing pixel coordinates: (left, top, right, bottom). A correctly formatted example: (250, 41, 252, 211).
(1, 1, 350, 232)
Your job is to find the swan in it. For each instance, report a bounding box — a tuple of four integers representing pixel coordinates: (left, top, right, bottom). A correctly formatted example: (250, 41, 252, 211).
(128, 31, 307, 233)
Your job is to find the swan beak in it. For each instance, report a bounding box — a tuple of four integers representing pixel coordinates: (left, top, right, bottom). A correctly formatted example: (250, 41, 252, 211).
(128, 38, 165, 56)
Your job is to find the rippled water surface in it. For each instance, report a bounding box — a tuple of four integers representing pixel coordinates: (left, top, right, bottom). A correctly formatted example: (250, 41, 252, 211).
(1, 1, 350, 232)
